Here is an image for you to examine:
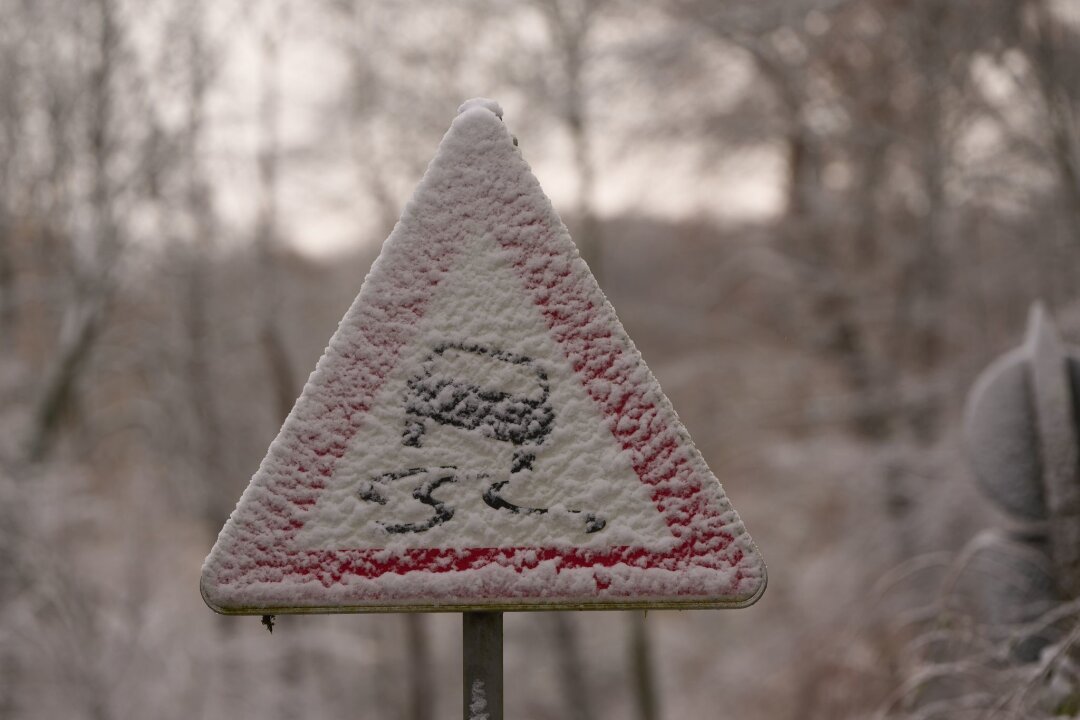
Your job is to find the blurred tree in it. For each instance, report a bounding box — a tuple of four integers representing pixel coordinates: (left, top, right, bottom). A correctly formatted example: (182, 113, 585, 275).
(164, 0, 236, 537)
(28, 0, 125, 461)
(530, 0, 606, 278)
(254, 0, 299, 427)
(1024, 0, 1080, 242)
(0, 12, 18, 341)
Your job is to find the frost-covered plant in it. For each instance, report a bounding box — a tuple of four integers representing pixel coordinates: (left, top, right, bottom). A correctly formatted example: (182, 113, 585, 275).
(878, 556, 1080, 720)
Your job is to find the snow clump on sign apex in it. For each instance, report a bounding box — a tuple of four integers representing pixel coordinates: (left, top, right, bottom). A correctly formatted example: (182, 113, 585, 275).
(458, 97, 503, 119)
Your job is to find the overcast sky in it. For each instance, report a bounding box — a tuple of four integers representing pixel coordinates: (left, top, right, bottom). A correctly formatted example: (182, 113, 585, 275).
(199, 2, 785, 258)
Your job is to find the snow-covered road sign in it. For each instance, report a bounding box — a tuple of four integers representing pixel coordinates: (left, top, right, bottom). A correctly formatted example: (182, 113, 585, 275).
(201, 98, 766, 613)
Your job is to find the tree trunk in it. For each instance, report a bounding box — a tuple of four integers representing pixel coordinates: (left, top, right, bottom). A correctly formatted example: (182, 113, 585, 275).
(894, 0, 949, 442)
(254, 13, 297, 426)
(550, 613, 595, 720)
(29, 0, 122, 462)
(0, 207, 13, 340)
(404, 614, 434, 720)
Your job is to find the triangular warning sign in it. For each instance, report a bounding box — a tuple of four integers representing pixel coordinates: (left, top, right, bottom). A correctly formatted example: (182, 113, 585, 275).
(201, 98, 766, 613)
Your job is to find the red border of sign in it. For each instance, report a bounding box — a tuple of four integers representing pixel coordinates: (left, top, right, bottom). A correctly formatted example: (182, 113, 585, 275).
(207, 110, 760, 608)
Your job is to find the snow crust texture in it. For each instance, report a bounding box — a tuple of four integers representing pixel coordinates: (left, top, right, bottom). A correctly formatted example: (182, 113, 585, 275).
(200, 102, 766, 613)
(458, 97, 503, 119)
(469, 680, 489, 720)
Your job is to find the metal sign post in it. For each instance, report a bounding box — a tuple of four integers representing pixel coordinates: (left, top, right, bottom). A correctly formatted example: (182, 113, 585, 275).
(463, 612, 503, 720)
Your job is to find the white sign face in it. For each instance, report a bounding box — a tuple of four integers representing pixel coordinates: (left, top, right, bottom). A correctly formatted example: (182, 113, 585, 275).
(201, 99, 766, 613)
(292, 231, 676, 553)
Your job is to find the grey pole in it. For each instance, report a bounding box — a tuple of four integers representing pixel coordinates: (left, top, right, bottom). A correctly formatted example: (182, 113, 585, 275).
(463, 612, 503, 720)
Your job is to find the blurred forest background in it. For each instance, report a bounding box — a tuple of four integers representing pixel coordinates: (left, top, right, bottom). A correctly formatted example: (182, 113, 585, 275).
(2, 0, 1080, 718)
